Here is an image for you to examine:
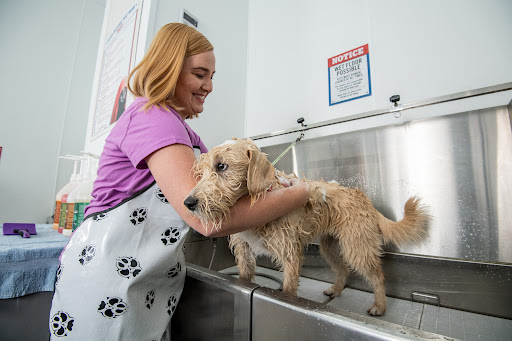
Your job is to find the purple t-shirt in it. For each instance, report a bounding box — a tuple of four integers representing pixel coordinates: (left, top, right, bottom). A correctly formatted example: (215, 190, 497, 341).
(84, 97, 208, 216)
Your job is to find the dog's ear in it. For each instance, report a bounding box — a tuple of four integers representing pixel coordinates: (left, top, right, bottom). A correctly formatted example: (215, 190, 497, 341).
(247, 148, 274, 206)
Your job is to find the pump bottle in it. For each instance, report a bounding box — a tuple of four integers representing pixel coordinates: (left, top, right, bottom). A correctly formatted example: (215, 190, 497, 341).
(63, 154, 98, 236)
(52, 158, 80, 230)
(59, 157, 87, 233)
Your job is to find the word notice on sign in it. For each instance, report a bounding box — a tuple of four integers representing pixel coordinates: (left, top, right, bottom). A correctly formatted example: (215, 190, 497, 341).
(328, 44, 371, 106)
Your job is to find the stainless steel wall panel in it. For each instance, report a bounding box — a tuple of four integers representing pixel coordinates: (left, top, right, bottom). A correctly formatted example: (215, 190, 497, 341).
(184, 236, 236, 271)
(262, 105, 512, 264)
(255, 246, 512, 319)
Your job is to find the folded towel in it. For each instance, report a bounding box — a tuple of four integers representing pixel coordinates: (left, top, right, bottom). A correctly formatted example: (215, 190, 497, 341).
(0, 224, 69, 298)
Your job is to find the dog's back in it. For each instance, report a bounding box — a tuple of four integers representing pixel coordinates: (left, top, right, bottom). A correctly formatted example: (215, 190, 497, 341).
(268, 179, 429, 249)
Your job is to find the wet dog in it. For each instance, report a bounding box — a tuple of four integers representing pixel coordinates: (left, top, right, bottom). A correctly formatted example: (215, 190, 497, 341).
(184, 138, 430, 315)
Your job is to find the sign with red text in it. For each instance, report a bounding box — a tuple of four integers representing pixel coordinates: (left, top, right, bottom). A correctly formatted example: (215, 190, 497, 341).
(328, 44, 371, 106)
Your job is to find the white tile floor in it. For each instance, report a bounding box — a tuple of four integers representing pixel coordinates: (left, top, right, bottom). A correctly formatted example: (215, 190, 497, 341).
(221, 266, 512, 341)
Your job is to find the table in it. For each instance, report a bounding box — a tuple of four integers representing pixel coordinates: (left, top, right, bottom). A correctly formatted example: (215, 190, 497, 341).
(0, 224, 69, 298)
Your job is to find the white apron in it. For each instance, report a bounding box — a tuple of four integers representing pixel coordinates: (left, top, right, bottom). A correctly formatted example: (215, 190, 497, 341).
(49, 182, 189, 340)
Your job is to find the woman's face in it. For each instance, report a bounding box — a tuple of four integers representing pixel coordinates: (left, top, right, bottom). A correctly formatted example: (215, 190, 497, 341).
(174, 50, 216, 119)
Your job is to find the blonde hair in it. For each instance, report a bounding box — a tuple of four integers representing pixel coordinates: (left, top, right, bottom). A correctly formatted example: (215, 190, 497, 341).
(128, 23, 213, 114)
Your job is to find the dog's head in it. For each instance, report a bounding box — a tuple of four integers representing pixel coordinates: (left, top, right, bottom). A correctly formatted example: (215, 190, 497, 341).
(184, 138, 275, 231)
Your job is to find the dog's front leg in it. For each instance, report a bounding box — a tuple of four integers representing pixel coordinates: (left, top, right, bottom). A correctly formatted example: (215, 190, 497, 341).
(281, 248, 303, 296)
(229, 235, 256, 282)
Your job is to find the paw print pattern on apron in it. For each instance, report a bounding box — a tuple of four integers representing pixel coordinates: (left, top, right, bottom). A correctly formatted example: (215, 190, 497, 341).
(145, 289, 156, 309)
(55, 265, 63, 286)
(161, 227, 182, 246)
(155, 187, 169, 203)
(78, 245, 96, 265)
(92, 212, 109, 222)
(97, 297, 128, 318)
(129, 207, 148, 225)
(166, 262, 182, 278)
(166, 295, 178, 316)
(50, 311, 75, 337)
(49, 183, 190, 340)
(116, 256, 142, 278)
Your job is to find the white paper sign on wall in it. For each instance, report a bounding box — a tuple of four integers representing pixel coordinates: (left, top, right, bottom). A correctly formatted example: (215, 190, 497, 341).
(328, 44, 371, 106)
(91, 3, 139, 138)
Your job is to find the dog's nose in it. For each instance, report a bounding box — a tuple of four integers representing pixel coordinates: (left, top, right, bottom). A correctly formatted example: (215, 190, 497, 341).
(184, 196, 198, 211)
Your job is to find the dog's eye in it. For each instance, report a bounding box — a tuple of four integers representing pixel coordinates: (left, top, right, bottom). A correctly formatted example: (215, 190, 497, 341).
(216, 163, 228, 172)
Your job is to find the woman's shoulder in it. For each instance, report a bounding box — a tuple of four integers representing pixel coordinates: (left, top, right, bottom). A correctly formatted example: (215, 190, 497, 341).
(115, 98, 178, 125)
(124, 100, 189, 138)
(109, 98, 191, 147)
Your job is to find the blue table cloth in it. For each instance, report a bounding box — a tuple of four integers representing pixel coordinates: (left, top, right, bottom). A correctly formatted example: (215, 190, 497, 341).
(0, 224, 69, 299)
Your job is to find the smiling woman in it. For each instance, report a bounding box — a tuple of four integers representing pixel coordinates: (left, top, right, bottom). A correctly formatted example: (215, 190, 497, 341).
(173, 50, 215, 119)
(127, 23, 214, 114)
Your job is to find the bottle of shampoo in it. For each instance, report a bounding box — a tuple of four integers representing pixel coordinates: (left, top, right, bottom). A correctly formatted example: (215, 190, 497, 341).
(59, 157, 87, 233)
(53, 158, 79, 230)
(64, 154, 98, 236)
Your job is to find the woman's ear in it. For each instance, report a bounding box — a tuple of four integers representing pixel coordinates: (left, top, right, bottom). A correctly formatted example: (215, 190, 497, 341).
(246, 148, 275, 205)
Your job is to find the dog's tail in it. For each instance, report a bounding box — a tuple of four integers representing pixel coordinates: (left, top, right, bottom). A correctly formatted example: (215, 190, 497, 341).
(378, 196, 430, 246)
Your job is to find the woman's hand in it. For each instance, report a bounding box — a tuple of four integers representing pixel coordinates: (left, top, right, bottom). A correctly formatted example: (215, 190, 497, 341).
(278, 176, 307, 189)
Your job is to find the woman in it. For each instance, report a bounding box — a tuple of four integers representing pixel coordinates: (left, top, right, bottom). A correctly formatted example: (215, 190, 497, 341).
(49, 23, 308, 340)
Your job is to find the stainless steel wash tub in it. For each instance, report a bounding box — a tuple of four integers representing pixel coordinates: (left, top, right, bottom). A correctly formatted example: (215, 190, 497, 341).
(171, 263, 452, 341)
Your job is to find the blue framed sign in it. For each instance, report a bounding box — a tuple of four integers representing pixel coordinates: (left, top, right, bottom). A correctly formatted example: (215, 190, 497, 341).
(328, 44, 371, 106)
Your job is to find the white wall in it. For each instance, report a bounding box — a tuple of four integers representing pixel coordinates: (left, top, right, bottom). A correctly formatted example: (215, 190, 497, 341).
(175, 0, 249, 148)
(84, 0, 250, 155)
(0, 0, 105, 224)
(245, 0, 512, 142)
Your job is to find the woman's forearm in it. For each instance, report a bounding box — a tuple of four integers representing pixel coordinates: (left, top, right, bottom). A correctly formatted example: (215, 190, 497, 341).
(202, 183, 309, 237)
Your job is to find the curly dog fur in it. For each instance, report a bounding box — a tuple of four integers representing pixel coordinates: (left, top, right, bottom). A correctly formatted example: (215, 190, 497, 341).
(185, 138, 430, 316)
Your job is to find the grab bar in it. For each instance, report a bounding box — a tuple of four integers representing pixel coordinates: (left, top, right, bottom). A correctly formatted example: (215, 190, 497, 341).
(250, 82, 512, 141)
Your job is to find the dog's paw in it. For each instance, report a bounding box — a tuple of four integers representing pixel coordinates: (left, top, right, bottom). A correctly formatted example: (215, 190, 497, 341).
(323, 287, 341, 298)
(238, 273, 254, 282)
(367, 304, 385, 316)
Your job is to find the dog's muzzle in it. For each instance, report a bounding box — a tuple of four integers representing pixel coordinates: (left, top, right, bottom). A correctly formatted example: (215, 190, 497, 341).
(184, 196, 198, 211)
